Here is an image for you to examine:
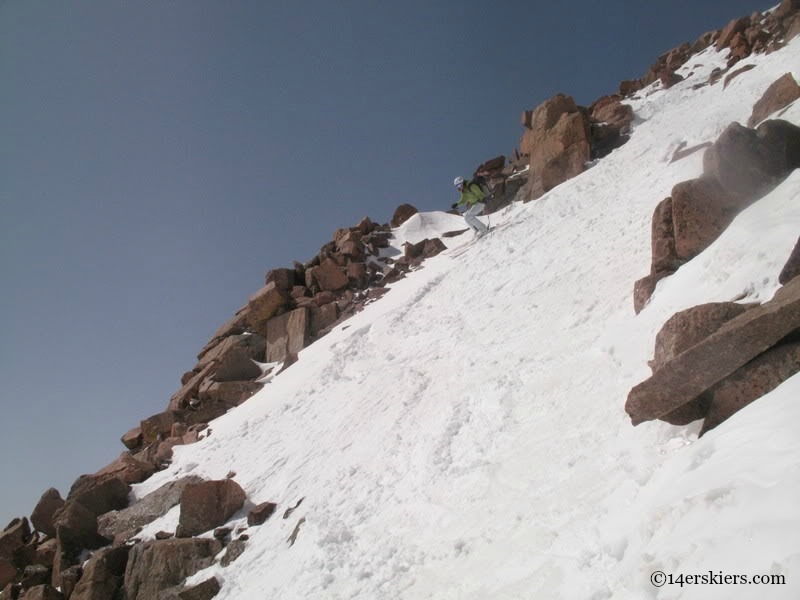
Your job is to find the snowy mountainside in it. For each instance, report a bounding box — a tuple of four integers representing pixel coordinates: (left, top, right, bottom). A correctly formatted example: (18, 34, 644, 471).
(134, 38, 800, 599)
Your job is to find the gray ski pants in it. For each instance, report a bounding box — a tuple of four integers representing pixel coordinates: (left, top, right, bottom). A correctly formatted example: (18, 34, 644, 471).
(463, 202, 489, 234)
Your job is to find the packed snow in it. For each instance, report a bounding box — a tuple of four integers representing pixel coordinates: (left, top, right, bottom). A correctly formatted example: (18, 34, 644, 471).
(132, 37, 800, 599)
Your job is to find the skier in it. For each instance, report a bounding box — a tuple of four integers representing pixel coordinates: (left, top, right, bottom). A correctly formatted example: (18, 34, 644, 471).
(451, 176, 490, 236)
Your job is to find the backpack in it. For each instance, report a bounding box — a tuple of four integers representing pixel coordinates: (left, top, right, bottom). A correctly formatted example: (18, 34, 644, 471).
(471, 175, 491, 198)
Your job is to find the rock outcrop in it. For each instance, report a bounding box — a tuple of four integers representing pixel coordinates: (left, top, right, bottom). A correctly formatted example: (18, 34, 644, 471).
(176, 479, 247, 538)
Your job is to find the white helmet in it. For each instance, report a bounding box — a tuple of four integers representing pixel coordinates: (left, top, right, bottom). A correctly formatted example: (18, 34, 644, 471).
(453, 176, 465, 187)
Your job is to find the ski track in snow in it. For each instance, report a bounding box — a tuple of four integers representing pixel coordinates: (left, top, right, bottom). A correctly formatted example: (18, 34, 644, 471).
(132, 38, 800, 599)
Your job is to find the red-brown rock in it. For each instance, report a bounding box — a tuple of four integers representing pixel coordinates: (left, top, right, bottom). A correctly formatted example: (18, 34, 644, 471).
(123, 538, 221, 600)
(779, 237, 800, 284)
(626, 276, 800, 425)
(65, 475, 129, 517)
(31, 490, 65, 538)
(176, 480, 247, 538)
(716, 17, 750, 51)
(702, 341, 800, 434)
(35, 539, 57, 568)
(247, 502, 278, 526)
(265, 308, 309, 363)
(245, 283, 289, 337)
(93, 454, 156, 486)
(650, 197, 681, 273)
(52, 502, 107, 552)
(198, 380, 262, 407)
(69, 545, 130, 600)
(671, 176, 739, 261)
(748, 73, 800, 127)
(306, 258, 349, 292)
(390, 204, 418, 228)
(120, 427, 143, 450)
(178, 576, 221, 600)
(0, 559, 16, 589)
(21, 585, 63, 600)
(265, 268, 295, 291)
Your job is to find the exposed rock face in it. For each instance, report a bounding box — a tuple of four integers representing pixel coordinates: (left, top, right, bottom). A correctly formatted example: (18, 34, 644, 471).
(748, 73, 800, 127)
(65, 475, 130, 518)
(651, 303, 749, 372)
(69, 546, 130, 600)
(524, 94, 591, 201)
(306, 258, 350, 293)
(245, 283, 289, 338)
(779, 237, 800, 285)
(390, 204, 418, 228)
(178, 577, 221, 600)
(123, 538, 221, 600)
(21, 565, 50, 590)
(120, 427, 143, 451)
(702, 341, 800, 434)
(247, 502, 277, 526)
(52, 502, 108, 552)
(588, 95, 634, 158)
(30, 489, 65, 538)
(671, 176, 738, 261)
(265, 308, 310, 363)
(633, 271, 673, 315)
(626, 277, 800, 425)
(97, 476, 203, 541)
(703, 119, 800, 203)
(92, 454, 156, 486)
(650, 197, 681, 273)
(176, 480, 247, 538)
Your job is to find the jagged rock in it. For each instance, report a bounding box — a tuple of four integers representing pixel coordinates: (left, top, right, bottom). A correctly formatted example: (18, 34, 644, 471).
(140, 403, 229, 446)
(247, 502, 277, 526)
(650, 197, 681, 273)
(123, 538, 222, 600)
(68, 546, 129, 600)
(265, 308, 309, 363)
(220, 538, 246, 568)
(120, 427, 143, 451)
(626, 276, 800, 425)
(65, 475, 129, 517)
(390, 204, 418, 228)
(265, 268, 295, 291)
(12, 537, 38, 573)
(525, 94, 591, 201)
(35, 539, 57, 568)
(195, 309, 249, 362)
(651, 303, 749, 372)
(1, 582, 19, 600)
(0, 559, 17, 589)
(306, 258, 349, 292)
(355, 216, 377, 234)
(633, 271, 674, 314)
(619, 79, 642, 96)
(52, 503, 107, 552)
(93, 453, 156, 486)
(660, 71, 684, 89)
(309, 303, 338, 338)
(786, 13, 800, 42)
(21, 585, 63, 600)
(775, 0, 800, 19)
(176, 480, 246, 538)
(20, 565, 50, 590)
(748, 73, 800, 127)
(703, 119, 800, 203)
(723, 64, 757, 89)
(245, 283, 289, 338)
(154, 437, 185, 465)
(779, 237, 800, 284)
(287, 518, 306, 547)
(671, 176, 739, 261)
(58, 565, 81, 600)
(702, 341, 800, 435)
(716, 16, 750, 51)
(0, 519, 32, 586)
(726, 32, 751, 67)
(345, 262, 369, 289)
(49, 539, 73, 590)
(167, 362, 216, 411)
(589, 95, 633, 158)
(178, 577, 221, 600)
(209, 346, 263, 383)
(198, 380, 263, 407)
(30, 490, 65, 538)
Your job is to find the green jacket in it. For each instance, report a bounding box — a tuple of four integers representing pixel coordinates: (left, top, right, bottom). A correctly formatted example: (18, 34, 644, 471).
(456, 181, 486, 208)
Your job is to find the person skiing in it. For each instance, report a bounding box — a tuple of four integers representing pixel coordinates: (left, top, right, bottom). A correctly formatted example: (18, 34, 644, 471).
(451, 176, 489, 236)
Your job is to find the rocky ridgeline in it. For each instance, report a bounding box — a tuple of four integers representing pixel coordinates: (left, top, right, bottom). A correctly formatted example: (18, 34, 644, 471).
(2, 3, 800, 599)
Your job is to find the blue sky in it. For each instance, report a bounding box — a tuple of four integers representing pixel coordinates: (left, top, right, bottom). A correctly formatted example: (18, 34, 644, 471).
(0, 0, 772, 524)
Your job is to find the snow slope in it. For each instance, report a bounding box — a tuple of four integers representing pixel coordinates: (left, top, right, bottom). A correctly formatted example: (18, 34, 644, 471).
(133, 38, 800, 599)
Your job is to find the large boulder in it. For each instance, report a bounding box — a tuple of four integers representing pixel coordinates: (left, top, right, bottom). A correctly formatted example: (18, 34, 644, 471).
(265, 308, 310, 363)
(702, 341, 800, 434)
(69, 546, 130, 600)
(122, 538, 222, 600)
(65, 475, 129, 517)
(178, 577, 221, 600)
(390, 204, 418, 228)
(197, 380, 263, 407)
(305, 258, 349, 293)
(748, 73, 800, 127)
(120, 427, 143, 450)
(525, 94, 591, 201)
(649, 197, 681, 273)
(588, 95, 634, 158)
(30, 490, 65, 538)
(97, 476, 203, 540)
(716, 16, 750, 51)
(176, 480, 246, 538)
(703, 119, 800, 203)
(52, 502, 108, 552)
(93, 454, 156, 486)
(670, 176, 739, 261)
(21, 585, 63, 600)
(245, 283, 289, 338)
(626, 276, 800, 424)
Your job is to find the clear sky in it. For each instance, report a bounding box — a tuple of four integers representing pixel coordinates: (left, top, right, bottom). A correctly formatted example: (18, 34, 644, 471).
(0, 0, 773, 525)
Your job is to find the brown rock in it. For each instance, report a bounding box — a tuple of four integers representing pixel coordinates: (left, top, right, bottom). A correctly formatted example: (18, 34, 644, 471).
(307, 258, 349, 292)
(650, 197, 681, 273)
(58, 565, 82, 600)
(176, 480, 247, 538)
(49, 539, 73, 590)
(31, 490, 65, 538)
(626, 276, 800, 425)
(355, 216, 377, 234)
(210, 346, 263, 383)
(390, 204, 419, 228)
(786, 13, 800, 43)
(671, 176, 739, 261)
(265, 308, 309, 363)
(633, 272, 674, 315)
(123, 538, 222, 600)
(716, 17, 750, 51)
(178, 577, 221, 600)
(310, 303, 338, 338)
(120, 427, 143, 450)
(527, 94, 591, 201)
(247, 502, 277, 526)
(52, 503, 107, 552)
(0, 559, 16, 589)
(775, 0, 800, 19)
(154, 437, 184, 465)
(20, 565, 50, 590)
(345, 262, 369, 289)
(723, 64, 757, 89)
(314, 291, 336, 306)
(669, 141, 712, 163)
(779, 237, 800, 284)
(69, 545, 130, 600)
(702, 341, 800, 434)
(748, 73, 800, 127)
(0, 518, 31, 562)
(265, 268, 295, 291)
(220, 539, 246, 567)
(66, 475, 130, 517)
(703, 120, 800, 203)
(35, 539, 57, 568)
(21, 585, 63, 600)
(198, 380, 263, 407)
(245, 283, 289, 337)
(287, 518, 306, 547)
(652, 303, 749, 372)
(93, 454, 156, 486)
(619, 79, 642, 96)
